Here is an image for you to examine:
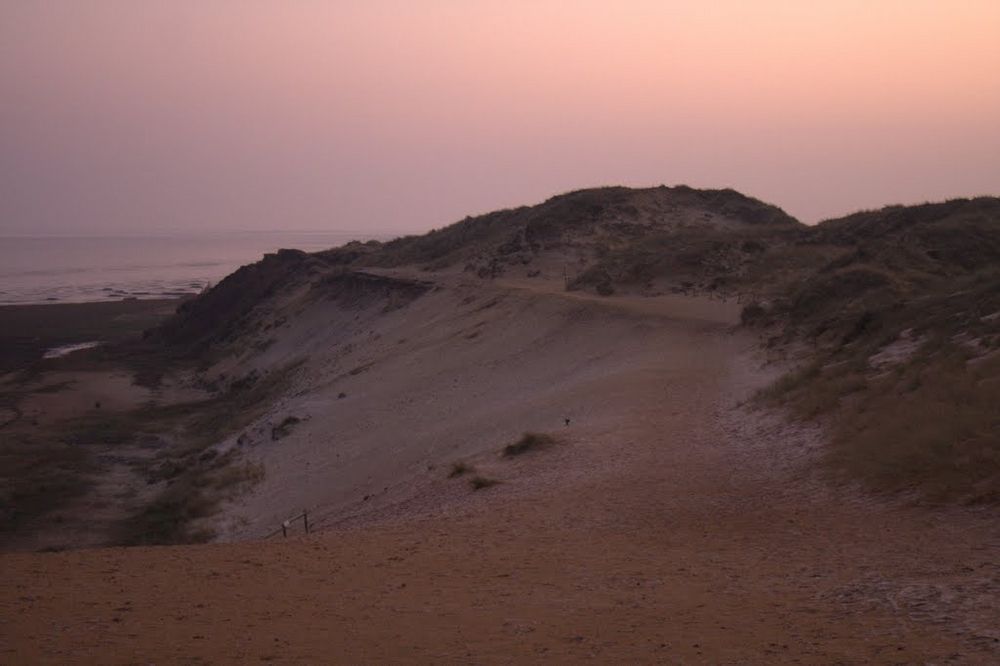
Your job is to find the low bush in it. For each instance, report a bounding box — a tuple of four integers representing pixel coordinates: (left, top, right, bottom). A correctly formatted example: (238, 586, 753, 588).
(502, 432, 556, 457)
(469, 476, 499, 491)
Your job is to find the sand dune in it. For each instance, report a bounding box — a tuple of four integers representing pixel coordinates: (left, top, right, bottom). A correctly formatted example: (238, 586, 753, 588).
(3, 274, 997, 663)
(203, 270, 741, 538)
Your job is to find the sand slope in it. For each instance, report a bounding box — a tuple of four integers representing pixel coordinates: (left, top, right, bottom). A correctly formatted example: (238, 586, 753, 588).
(3, 277, 998, 663)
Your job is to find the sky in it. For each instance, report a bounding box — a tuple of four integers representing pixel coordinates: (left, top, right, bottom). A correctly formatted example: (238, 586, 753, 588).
(1, 1, 998, 235)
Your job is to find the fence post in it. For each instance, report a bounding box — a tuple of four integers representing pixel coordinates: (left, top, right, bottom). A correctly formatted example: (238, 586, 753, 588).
(282, 520, 289, 538)
(303, 509, 309, 534)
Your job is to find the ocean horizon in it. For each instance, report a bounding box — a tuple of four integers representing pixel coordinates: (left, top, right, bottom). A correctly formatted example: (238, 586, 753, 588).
(0, 230, 397, 305)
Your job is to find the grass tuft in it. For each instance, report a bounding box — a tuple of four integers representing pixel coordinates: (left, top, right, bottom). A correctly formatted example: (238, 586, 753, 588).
(469, 475, 499, 491)
(502, 432, 556, 457)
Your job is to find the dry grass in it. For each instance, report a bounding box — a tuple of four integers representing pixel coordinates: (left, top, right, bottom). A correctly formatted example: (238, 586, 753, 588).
(0, 434, 93, 537)
(121, 454, 265, 545)
(1, 360, 297, 548)
(827, 344, 1000, 503)
(115, 366, 298, 545)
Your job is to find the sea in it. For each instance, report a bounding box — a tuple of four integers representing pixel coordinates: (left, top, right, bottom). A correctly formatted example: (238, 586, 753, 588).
(0, 231, 396, 305)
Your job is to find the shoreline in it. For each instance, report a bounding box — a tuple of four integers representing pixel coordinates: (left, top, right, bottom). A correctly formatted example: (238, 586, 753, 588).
(0, 293, 199, 307)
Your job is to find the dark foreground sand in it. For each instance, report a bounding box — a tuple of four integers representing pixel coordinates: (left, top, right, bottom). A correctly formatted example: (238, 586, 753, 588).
(0, 299, 181, 375)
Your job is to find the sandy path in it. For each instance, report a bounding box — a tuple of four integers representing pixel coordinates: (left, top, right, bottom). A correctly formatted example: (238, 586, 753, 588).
(3, 283, 998, 664)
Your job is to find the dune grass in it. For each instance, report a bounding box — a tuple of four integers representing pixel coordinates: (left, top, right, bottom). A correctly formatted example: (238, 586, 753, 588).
(447, 461, 473, 478)
(502, 432, 556, 457)
(759, 271, 1000, 503)
(0, 360, 297, 548)
(469, 475, 500, 491)
(826, 343, 1000, 503)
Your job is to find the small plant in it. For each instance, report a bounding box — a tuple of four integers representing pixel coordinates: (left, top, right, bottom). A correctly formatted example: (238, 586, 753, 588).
(271, 415, 301, 441)
(448, 461, 472, 478)
(740, 302, 767, 325)
(502, 432, 556, 457)
(469, 475, 499, 491)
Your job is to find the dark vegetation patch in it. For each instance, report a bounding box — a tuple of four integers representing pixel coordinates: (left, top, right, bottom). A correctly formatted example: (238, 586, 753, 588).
(116, 362, 299, 545)
(271, 415, 301, 441)
(348, 362, 374, 376)
(0, 298, 181, 376)
(469, 475, 500, 491)
(0, 430, 93, 536)
(567, 224, 803, 297)
(757, 202, 1000, 504)
(502, 432, 557, 457)
(120, 454, 265, 546)
(0, 361, 298, 547)
(448, 461, 473, 478)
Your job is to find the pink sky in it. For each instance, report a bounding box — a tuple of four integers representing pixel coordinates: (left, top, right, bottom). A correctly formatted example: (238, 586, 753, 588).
(2, 1, 998, 234)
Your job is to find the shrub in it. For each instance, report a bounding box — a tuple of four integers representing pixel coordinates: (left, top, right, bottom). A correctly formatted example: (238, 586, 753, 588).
(503, 432, 556, 457)
(271, 416, 301, 441)
(740, 302, 767, 325)
(469, 476, 499, 491)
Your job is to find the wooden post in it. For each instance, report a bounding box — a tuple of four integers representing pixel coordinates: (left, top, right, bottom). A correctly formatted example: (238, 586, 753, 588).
(282, 519, 289, 538)
(303, 509, 309, 534)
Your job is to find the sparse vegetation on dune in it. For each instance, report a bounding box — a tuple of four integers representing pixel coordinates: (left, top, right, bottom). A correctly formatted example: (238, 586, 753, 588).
(753, 198, 1000, 502)
(502, 432, 557, 457)
(447, 461, 473, 478)
(0, 360, 296, 548)
(115, 364, 298, 545)
(121, 454, 265, 546)
(469, 475, 499, 491)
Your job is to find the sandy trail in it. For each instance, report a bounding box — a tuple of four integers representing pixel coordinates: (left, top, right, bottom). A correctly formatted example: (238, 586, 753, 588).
(2, 281, 998, 664)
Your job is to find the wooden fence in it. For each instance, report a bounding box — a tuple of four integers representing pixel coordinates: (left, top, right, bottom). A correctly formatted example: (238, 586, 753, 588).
(265, 509, 310, 539)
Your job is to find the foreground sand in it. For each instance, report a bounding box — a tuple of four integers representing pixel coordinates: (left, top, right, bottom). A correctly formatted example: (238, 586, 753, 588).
(2, 282, 998, 663)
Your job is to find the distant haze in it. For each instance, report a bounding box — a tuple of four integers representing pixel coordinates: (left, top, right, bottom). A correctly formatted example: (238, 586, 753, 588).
(2, 1, 998, 235)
